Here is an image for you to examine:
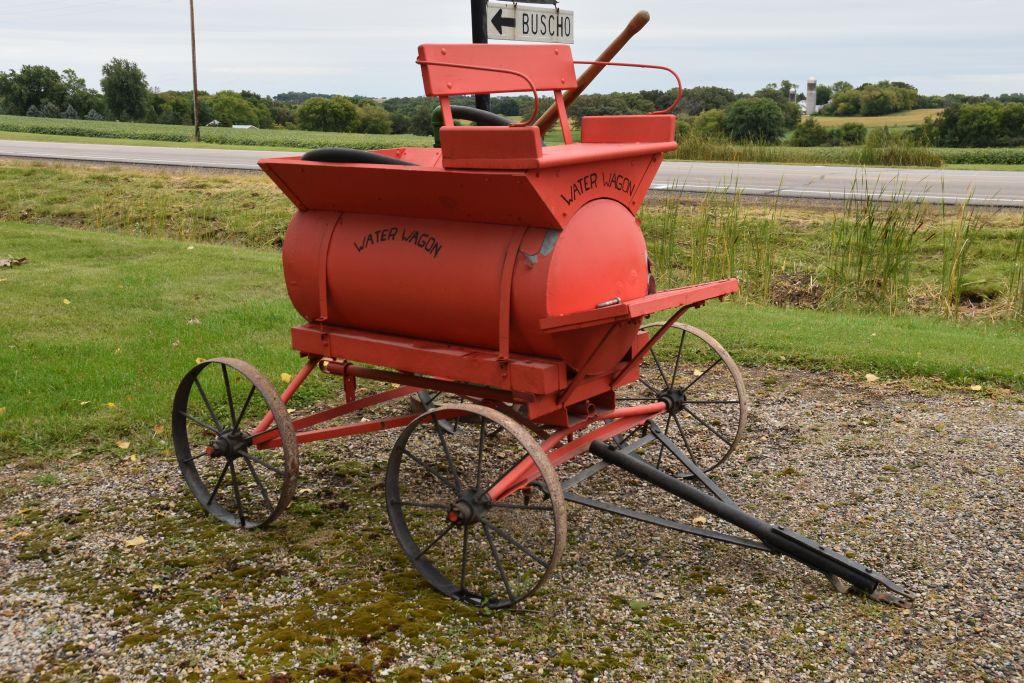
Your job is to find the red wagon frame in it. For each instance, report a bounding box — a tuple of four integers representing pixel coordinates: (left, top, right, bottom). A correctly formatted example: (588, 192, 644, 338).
(172, 38, 912, 611)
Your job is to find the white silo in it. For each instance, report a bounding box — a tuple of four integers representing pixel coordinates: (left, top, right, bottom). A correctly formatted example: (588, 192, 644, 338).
(806, 78, 817, 115)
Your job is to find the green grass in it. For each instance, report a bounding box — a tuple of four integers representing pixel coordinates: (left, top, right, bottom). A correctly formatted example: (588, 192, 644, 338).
(0, 222, 305, 458)
(0, 160, 293, 248)
(642, 189, 1024, 318)
(0, 114, 432, 150)
(2, 221, 1022, 459)
(672, 133, 1024, 168)
(0, 128, 309, 152)
(682, 303, 1024, 389)
(814, 109, 943, 129)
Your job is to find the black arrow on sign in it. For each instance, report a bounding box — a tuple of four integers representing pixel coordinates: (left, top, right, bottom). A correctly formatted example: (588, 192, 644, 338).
(490, 8, 515, 34)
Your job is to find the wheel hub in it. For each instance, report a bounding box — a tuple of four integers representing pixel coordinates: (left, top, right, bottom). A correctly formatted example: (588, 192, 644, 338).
(210, 430, 249, 460)
(657, 387, 688, 415)
(446, 489, 490, 526)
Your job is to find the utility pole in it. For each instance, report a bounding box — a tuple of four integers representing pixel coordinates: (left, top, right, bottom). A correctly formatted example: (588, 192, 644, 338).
(469, 0, 489, 111)
(189, 0, 201, 141)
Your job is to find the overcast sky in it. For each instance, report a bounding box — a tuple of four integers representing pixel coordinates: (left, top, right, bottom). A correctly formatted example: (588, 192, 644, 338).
(1, 0, 1021, 98)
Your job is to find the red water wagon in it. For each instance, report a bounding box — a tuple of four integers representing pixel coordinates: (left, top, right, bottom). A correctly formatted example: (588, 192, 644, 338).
(172, 42, 910, 609)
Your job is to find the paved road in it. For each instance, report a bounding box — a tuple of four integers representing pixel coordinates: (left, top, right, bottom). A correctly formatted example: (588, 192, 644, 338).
(2, 138, 1022, 207)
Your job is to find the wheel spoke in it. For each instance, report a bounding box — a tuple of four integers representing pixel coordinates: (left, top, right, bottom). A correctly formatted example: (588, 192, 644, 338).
(489, 502, 554, 512)
(638, 377, 660, 395)
(234, 385, 257, 430)
(671, 412, 701, 469)
(670, 328, 686, 388)
(475, 421, 486, 489)
(682, 405, 734, 447)
(679, 358, 723, 393)
(685, 399, 740, 405)
(178, 447, 206, 466)
(415, 522, 455, 560)
(401, 500, 450, 510)
(221, 364, 237, 428)
(242, 452, 285, 477)
(483, 519, 547, 568)
(403, 449, 459, 493)
(228, 459, 246, 526)
(179, 410, 219, 436)
(482, 522, 515, 602)
(243, 454, 275, 514)
(193, 376, 224, 432)
(434, 420, 463, 495)
(206, 460, 230, 506)
(650, 350, 672, 388)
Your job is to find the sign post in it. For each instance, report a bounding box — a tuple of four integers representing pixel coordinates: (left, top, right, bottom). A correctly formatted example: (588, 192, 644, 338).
(469, 0, 490, 111)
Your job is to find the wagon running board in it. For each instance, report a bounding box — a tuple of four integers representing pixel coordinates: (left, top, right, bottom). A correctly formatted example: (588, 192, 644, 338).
(580, 432, 913, 606)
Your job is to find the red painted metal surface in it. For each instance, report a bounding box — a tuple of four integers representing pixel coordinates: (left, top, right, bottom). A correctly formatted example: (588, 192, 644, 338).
(257, 42, 737, 428)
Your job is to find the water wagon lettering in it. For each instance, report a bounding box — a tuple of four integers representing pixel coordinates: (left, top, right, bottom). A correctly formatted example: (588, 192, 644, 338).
(401, 229, 443, 258)
(560, 173, 598, 206)
(353, 227, 399, 252)
(602, 172, 636, 197)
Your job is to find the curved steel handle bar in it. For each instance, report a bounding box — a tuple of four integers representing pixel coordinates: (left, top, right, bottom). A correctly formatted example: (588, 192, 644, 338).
(415, 59, 540, 126)
(572, 60, 684, 114)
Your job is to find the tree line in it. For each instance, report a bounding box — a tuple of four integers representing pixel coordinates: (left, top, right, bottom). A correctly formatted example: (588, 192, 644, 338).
(2, 59, 1023, 147)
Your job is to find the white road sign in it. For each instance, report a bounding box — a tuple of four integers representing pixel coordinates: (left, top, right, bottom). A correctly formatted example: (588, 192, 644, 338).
(486, 2, 574, 44)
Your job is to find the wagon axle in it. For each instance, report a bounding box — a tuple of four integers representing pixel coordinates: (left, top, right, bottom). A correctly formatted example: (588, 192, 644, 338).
(208, 430, 251, 461)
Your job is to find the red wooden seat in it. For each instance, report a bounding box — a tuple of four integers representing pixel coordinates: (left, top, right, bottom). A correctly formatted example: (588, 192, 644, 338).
(417, 43, 678, 171)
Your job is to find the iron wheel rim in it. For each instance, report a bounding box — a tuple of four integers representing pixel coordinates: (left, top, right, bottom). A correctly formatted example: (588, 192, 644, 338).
(171, 358, 299, 529)
(620, 323, 748, 477)
(385, 403, 566, 609)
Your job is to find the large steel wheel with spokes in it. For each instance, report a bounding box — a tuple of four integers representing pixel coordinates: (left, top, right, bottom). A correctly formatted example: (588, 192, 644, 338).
(171, 358, 298, 529)
(619, 323, 748, 476)
(386, 404, 566, 609)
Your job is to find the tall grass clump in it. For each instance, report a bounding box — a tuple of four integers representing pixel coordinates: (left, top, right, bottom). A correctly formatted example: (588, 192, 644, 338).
(859, 128, 943, 167)
(639, 189, 780, 299)
(1010, 215, 1024, 321)
(825, 179, 930, 311)
(637, 197, 685, 289)
(940, 198, 981, 315)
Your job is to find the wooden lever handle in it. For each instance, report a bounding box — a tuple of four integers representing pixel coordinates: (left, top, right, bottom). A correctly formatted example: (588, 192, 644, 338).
(536, 10, 651, 136)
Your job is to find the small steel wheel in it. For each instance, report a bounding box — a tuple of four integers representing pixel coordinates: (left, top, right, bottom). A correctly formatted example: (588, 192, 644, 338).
(619, 323, 748, 475)
(386, 403, 566, 609)
(171, 358, 298, 528)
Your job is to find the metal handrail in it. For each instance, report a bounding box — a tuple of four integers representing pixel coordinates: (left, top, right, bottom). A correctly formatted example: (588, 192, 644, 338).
(416, 58, 541, 126)
(572, 60, 684, 114)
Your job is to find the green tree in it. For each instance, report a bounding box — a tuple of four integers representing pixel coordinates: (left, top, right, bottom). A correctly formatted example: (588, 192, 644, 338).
(0, 65, 65, 113)
(354, 103, 393, 134)
(790, 118, 830, 146)
(691, 108, 727, 137)
(724, 97, 786, 142)
(209, 91, 260, 126)
(815, 83, 834, 106)
(296, 96, 358, 132)
(678, 85, 737, 116)
(61, 68, 104, 117)
(100, 58, 150, 121)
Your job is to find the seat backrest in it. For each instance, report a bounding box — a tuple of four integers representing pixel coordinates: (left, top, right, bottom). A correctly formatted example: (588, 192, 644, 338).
(418, 44, 577, 96)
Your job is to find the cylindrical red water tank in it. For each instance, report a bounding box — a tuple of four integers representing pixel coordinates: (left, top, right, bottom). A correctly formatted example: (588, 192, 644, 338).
(282, 198, 648, 374)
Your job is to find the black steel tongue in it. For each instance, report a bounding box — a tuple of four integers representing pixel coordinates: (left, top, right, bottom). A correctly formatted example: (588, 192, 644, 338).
(588, 440, 914, 607)
(769, 527, 914, 606)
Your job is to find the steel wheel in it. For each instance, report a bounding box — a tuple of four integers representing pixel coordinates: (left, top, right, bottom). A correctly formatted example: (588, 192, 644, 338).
(386, 404, 566, 609)
(171, 358, 298, 529)
(619, 323, 748, 476)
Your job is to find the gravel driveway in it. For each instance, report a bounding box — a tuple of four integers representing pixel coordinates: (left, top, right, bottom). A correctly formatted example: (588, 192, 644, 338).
(1, 367, 1022, 681)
